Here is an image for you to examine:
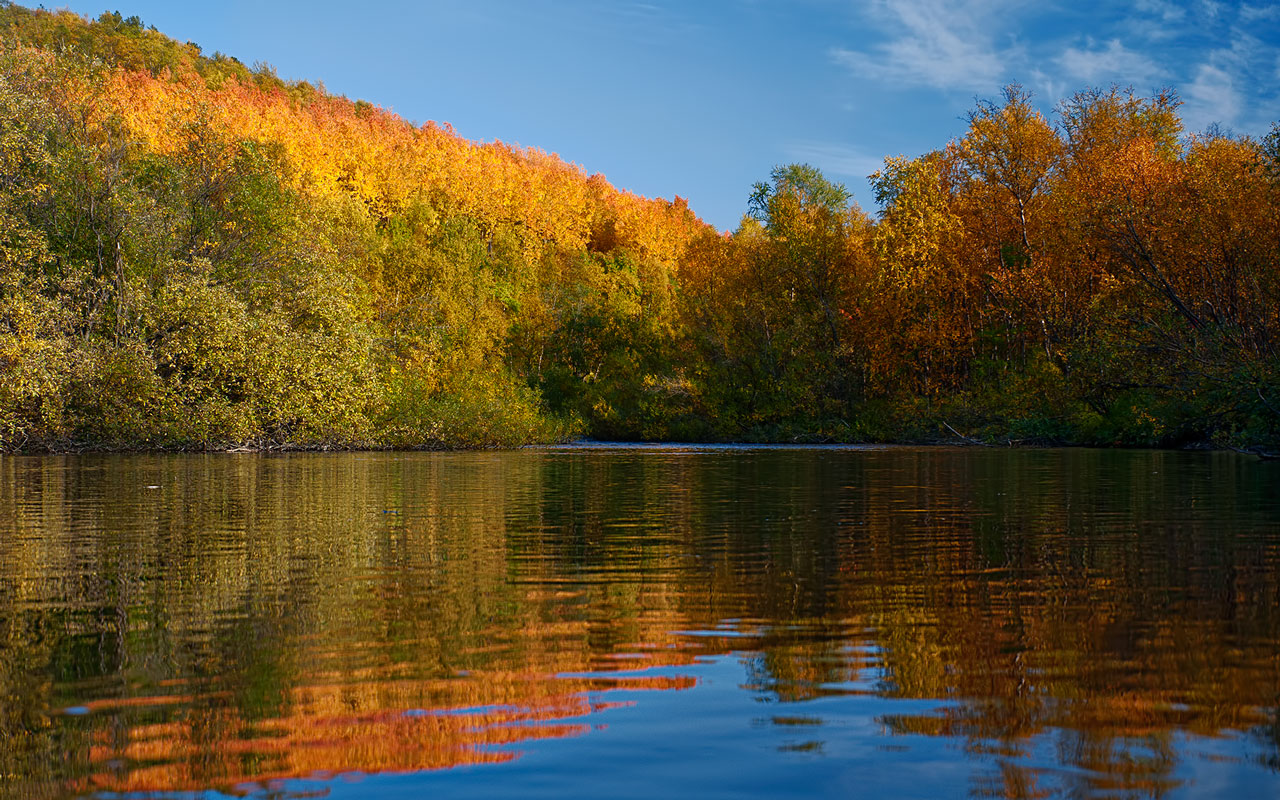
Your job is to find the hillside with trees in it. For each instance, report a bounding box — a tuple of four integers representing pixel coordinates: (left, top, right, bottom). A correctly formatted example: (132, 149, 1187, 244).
(1, 4, 1277, 450)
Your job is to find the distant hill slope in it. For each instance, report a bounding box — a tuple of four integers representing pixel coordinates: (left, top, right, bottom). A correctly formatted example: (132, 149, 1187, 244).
(0, 3, 709, 450)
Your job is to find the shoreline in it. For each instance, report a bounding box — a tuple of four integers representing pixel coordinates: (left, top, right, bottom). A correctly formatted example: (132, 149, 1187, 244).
(2, 437, 1272, 458)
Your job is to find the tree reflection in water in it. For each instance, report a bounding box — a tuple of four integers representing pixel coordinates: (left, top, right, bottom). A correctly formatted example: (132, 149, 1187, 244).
(0, 448, 1276, 799)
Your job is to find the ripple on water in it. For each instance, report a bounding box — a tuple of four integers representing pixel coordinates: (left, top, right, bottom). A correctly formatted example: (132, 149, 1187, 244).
(0, 448, 1276, 799)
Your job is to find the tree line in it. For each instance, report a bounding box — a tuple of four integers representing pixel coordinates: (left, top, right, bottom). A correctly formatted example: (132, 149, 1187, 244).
(1, 4, 1277, 450)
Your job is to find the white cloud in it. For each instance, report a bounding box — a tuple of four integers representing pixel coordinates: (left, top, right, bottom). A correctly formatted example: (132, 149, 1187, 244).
(1029, 68, 1068, 106)
(830, 0, 1012, 92)
(824, 0, 1277, 138)
(784, 141, 885, 181)
(1134, 0, 1186, 23)
(1125, 0, 1190, 40)
(1217, 29, 1264, 70)
(1182, 63, 1241, 130)
(1179, 26, 1277, 131)
(1240, 3, 1280, 22)
(1056, 38, 1165, 87)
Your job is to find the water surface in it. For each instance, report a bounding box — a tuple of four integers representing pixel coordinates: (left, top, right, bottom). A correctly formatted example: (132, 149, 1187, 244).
(1, 447, 1278, 798)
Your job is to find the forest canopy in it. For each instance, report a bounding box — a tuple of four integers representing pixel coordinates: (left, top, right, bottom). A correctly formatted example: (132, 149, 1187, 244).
(0, 3, 1277, 450)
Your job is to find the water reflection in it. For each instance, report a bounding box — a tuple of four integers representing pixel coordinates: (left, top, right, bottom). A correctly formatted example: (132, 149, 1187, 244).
(0, 448, 1277, 798)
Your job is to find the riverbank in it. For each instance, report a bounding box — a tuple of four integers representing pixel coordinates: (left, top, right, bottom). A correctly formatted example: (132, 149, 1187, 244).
(4, 432, 1273, 457)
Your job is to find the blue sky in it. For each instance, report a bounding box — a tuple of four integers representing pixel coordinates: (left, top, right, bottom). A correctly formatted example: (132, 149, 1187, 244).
(55, 0, 1280, 230)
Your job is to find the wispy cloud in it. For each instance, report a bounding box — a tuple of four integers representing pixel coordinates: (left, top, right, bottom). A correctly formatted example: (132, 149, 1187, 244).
(825, 0, 1277, 137)
(1199, 0, 1225, 20)
(588, 1, 704, 44)
(784, 141, 885, 182)
(1180, 23, 1278, 130)
(1056, 38, 1165, 88)
(1240, 3, 1280, 22)
(1183, 63, 1241, 131)
(1134, 0, 1187, 23)
(830, 0, 1013, 92)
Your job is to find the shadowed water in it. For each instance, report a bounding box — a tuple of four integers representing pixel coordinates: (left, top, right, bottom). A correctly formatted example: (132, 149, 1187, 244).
(1, 447, 1278, 798)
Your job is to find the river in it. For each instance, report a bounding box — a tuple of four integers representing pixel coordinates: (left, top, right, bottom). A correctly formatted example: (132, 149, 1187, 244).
(1, 446, 1278, 798)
